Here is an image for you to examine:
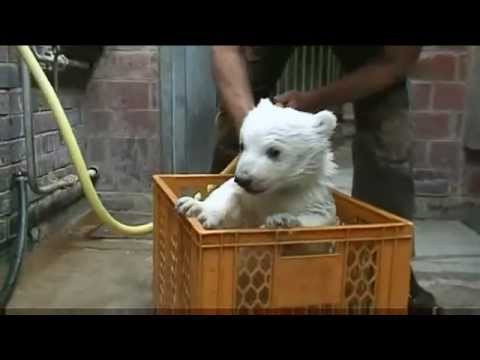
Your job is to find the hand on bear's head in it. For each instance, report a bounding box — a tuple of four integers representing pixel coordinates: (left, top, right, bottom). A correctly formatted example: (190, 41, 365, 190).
(234, 98, 337, 194)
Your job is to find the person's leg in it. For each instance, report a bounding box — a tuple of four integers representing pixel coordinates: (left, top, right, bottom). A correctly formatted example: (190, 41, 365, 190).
(210, 46, 294, 173)
(352, 86, 415, 220)
(352, 85, 441, 314)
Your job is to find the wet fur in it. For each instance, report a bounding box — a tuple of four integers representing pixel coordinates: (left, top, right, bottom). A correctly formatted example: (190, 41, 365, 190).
(176, 98, 338, 230)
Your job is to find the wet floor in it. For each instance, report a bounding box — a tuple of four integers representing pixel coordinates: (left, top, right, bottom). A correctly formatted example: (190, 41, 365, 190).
(6, 211, 154, 314)
(4, 135, 480, 314)
(332, 139, 480, 314)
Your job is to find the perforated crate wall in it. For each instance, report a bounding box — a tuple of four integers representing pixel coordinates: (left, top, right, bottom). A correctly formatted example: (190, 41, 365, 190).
(153, 175, 413, 315)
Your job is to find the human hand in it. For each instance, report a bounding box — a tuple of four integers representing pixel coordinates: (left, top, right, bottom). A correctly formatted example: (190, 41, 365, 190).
(273, 90, 320, 113)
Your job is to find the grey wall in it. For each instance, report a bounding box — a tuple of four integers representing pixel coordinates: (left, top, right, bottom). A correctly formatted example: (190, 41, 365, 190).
(0, 46, 85, 248)
(82, 46, 161, 194)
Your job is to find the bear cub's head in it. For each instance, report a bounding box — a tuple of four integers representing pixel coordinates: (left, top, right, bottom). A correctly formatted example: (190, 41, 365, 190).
(234, 98, 337, 195)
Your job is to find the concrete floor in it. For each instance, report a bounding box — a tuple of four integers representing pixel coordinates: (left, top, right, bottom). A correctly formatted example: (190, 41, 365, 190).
(332, 139, 480, 314)
(4, 136, 480, 314)
(6, 211, 154, 314)
(411, 220, 480, 314)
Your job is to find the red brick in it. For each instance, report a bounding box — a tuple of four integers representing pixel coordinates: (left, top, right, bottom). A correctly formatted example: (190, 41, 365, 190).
(412, 53, 457, 81)
(93, 51, 157, 80)
(410, 82, 432, 110)
(414, 112, 450, 139)
(109, 82, 150, 109)
(84, 81, 106, 109)
(429, 141, 461, 170)
(433, 83, 466, 111)
(84, 110, 115, 137)
(113, 110, 160, 138)
(414, 141, 429, 168)
(84, 109, 160, 139)
(85, 81, 150, 110)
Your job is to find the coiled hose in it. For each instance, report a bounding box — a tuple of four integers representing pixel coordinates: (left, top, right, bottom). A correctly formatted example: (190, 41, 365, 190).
(16, 45, 240, 235)
(17, 45, 153, 235)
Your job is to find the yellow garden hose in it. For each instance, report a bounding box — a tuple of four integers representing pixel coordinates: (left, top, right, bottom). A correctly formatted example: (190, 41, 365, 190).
(16, 45, 239, 235)
(17, 45, 153, 235)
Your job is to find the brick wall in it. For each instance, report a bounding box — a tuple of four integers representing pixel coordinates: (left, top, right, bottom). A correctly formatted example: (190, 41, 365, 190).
(0, 45, 84, 248)
(2, 44, 478, 247)
(82, 46, 160, 194)
(465, 150, 480, 196)
(411, 46, 480, 218)
(463, 47, 480, 202)
(1, 45, 161, 250)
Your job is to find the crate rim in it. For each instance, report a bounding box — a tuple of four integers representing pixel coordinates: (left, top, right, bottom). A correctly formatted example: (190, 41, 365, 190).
(152, 174, 414, 236)
(153, 174, 412, 313)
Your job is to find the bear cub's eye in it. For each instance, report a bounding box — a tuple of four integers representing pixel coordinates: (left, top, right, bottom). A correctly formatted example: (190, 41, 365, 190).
(239, 142, 244, 152)
(266, 147, 281, 160)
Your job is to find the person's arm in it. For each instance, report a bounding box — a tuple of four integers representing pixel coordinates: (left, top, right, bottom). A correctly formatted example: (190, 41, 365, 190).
(211, 46, 255, 132)
(275, 46, 422, 112)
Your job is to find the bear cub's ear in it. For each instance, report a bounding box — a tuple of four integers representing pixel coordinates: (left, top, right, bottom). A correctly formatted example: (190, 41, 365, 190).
(258, 98, 274, 108)
(312, 110, 337, 136)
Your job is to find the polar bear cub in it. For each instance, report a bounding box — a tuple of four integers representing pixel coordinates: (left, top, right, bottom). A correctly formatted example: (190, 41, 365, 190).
(176, 98, 338, 229)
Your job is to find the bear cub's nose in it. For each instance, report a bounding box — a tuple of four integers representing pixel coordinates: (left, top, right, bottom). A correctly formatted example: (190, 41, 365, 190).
(234, 176, 252, 190)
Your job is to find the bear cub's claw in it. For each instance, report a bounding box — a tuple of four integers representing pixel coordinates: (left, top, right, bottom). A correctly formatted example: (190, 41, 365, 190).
(265, 213, 301, 229)
(176, 196, 222, 229)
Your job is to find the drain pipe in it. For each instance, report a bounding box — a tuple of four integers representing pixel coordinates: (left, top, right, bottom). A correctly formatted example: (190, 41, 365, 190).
(20, 59, 98, 194)
(0, 173, 28, 309)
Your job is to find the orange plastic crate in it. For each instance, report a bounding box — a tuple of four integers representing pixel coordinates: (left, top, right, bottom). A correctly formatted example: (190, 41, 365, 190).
(152, 175, 413, 315)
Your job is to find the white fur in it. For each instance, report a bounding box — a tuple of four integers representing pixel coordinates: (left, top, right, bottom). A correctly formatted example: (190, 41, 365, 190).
(176, 98, 338, 229)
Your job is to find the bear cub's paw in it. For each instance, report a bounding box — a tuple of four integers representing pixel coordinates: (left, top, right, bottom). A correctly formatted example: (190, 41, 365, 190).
(176, 196, 223, 229)
(265, 213, 301, 229)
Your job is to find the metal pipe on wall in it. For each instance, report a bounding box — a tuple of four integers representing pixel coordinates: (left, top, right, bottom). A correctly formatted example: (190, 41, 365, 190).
(20, 59, 97, 195)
